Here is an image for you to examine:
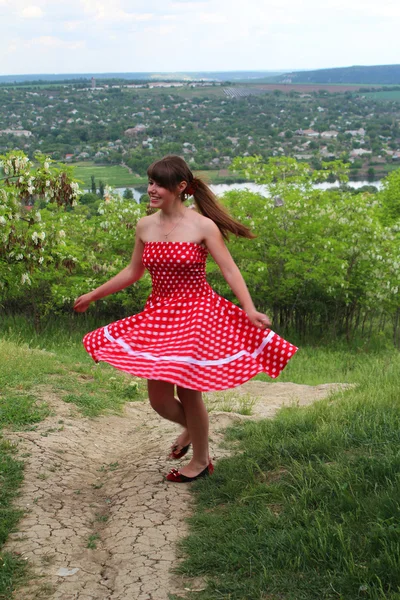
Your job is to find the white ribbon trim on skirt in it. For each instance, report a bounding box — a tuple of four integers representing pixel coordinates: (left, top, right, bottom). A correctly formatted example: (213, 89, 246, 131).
(103, 325, 275, 367)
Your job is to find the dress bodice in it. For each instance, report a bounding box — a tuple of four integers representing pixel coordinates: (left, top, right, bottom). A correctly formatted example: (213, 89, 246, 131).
(142, 241, 211, 299)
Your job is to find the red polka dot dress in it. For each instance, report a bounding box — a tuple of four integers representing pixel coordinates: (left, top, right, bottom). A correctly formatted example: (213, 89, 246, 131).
(83, 242, 298, 391)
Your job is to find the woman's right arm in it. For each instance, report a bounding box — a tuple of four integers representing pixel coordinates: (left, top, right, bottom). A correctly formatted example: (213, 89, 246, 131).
(73, 221, 146, 313)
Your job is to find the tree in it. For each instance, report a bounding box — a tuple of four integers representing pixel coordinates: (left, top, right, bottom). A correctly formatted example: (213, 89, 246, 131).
(379, 168, 400, 224)
(123, 188, 134, 200)
(91, 175, 96, 194)
(98, 180, 105, 199)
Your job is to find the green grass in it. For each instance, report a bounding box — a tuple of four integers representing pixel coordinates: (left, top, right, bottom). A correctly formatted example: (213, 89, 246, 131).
(0, 318, 148, 598)
(360, 91, 400, 102)
(177, 353, 400, 600)
(0, 333, 147, 419)
(0, 551, 29, 600)
(256, 342, 394, 386)
(0, 439, 24, 546)
(69, 162, 143, 188)
(1, 316, 400, 599)
(195, 169, 248, 184)
(68, 162, 246, 190)
(0, 437, 29, 598)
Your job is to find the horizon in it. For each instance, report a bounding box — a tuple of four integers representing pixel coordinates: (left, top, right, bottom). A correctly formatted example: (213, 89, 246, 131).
(1, 0, 400, 76)
(2, 63, 400, 80)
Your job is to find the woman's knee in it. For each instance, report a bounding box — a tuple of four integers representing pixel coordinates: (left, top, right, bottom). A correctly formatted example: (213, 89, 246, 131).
(149, 395, 169, 416)
(177, 385, 203, 405)
(147, 380, 174, 416)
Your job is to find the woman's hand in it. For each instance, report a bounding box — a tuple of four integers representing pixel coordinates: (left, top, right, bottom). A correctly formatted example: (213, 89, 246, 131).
(73, 293, 93, 313)
(246, 309, 272, 330)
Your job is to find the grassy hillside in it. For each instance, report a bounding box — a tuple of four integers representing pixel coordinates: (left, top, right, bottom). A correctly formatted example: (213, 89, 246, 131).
(179, 352, 400, 600)
(1, 316, 399, 599)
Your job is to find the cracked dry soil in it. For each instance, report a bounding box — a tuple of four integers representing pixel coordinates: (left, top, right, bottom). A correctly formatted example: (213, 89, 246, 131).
(4, 381, 349, 600)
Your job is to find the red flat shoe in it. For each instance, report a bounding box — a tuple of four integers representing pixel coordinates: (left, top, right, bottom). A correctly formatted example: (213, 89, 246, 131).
(168, 443, 191, 460)
(166, 462, 214, 483)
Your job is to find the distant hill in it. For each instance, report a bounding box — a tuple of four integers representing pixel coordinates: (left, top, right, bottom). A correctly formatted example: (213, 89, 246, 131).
(276, 64, 400, 85)
(0, 71, 284, 85)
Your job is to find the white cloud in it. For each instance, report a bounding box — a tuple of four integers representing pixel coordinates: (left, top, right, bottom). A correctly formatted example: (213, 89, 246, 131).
(169, 1, 210, 8)
(21, 5, 43, 18)
(0, 0, 400, 74)
(197, 12, 226, 24)
(80, 0, 153, 22)
(143, 24, 177, 35)
(64, 20, 83, 31)
(32, 35, 85, 50)
(5, 42, 18, 54)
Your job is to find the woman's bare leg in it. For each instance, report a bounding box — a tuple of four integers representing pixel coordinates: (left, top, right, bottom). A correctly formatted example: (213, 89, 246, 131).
(147, 380, 210, 476)
(176, 386, 209, 478)
(147, 380, 186, 428)
(175, 386, 191, 449)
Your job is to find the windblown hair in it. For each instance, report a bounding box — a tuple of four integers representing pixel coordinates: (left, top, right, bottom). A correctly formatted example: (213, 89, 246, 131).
(147, 155, 255, 240)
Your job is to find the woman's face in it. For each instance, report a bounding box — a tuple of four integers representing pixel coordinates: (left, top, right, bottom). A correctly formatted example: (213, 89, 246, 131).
(147, 179, 185, 209)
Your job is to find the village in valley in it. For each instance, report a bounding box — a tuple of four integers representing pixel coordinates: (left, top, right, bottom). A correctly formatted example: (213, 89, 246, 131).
(1, 79, 400, 182)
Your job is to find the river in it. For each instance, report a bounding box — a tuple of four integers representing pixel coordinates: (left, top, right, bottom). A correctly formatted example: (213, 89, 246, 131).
(115, 180, 383, 203)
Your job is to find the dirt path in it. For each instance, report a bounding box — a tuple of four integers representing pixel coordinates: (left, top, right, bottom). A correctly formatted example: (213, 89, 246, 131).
(121, 162, 133, 175)
(4, 381, 349, 600)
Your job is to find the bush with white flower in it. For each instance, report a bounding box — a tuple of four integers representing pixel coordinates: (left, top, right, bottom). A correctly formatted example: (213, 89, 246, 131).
(2, 150, 398, 344)
(0, 151, 83, 321)
(222, 156, 400, 344)
(1, 152, 148, 326)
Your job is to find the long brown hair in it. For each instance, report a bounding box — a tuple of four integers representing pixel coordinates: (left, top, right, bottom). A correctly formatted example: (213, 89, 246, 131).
(147, 155, 255, 240)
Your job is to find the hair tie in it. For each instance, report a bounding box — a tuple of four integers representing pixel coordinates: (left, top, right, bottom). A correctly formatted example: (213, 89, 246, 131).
(185, 179, 198, 196)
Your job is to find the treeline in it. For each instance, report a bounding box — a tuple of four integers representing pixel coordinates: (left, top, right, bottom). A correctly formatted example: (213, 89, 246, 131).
(0, 73, 159, 84)
(280, 64, 400, 85)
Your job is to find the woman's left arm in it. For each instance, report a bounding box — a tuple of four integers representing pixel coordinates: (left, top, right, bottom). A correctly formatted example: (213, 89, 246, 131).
(204, 221, 271, 329)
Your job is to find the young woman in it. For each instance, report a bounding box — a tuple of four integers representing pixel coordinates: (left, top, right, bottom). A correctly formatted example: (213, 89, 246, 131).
(74, 155, 297, 483)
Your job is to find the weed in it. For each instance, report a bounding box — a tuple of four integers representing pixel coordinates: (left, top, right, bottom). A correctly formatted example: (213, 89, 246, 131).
(204, 391, 256, 415)
(32, 582, 56, 597)
(95, 514, 109, 523)
(91, 482, 103, 489)
(87, 533, 100, 549)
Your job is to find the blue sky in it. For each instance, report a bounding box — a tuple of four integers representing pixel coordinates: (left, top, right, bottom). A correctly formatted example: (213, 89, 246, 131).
(1, 0, 399, 75)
